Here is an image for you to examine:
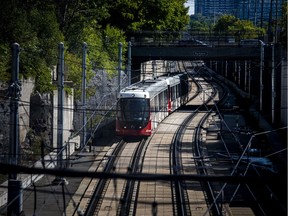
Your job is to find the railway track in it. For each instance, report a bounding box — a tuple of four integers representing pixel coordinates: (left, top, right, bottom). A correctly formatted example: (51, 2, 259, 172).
(66, 61, 285, 216)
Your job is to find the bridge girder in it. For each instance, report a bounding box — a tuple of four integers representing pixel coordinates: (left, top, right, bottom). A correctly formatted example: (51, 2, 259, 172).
(131, 46, 262, 61)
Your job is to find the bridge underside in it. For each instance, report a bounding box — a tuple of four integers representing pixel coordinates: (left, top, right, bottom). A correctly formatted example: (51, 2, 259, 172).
(131, 46, 261, 61)
(130, 46, 263, 83)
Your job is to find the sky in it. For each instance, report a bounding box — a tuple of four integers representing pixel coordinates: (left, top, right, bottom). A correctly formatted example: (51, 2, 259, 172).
(185, 0, 195, 15)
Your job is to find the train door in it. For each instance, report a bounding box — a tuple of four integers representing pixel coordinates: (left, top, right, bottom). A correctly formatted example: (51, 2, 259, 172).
(172, 85, 177, 111)
(155, 94, 159, 129)
(159, 92, 164, 121)
(151, 95, 159, 130)
(163, 89, 168, 117)
(168, 86, 172, 113)
(150, 97, 155, 131)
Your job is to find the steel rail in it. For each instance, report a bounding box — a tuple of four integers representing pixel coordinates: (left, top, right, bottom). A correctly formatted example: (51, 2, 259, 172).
(84, 140, 126, 216)
(116, 138, 147, 216)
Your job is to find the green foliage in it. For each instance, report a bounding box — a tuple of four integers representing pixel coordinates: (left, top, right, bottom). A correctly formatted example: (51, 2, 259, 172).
(189, 14, 212, 32)
(213, 15, 265, 39)
(83, 22, 111, 70)
(28, 6, 64, 66)
(102, 0, 189, 32)
(104, 25, 127, 63)
(66, 23, 127, 100)
(213, 15, 238, 33)
(65, 51, 90, 100)
(0, 44, 10, 83)
(33, 60, 55, 94)
(0, 0, 63, 93)
(0, 0, 190, 96)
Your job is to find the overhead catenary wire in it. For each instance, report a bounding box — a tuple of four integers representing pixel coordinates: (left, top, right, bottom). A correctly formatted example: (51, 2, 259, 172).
(0, 30, 283, 213)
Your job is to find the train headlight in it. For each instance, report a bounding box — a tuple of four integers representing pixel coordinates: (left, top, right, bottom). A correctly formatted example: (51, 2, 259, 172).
(123, 126, 127, 129)
(139, 126, 142, 129)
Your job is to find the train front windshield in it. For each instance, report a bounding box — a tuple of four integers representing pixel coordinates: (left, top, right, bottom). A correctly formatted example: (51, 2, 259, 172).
(118, 98, 150, 124)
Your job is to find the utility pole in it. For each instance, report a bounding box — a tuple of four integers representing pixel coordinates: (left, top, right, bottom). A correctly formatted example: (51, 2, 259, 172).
(271, 44, 275, 123)
(52, 42, 67, 186)
(81, 42, 87, 150)
(127, 41, 132, 85)
(260, 42, 264, 112)
(118, 42, 122, 93)
(7, 43, 23, 216)
(57, 42, 64, 171)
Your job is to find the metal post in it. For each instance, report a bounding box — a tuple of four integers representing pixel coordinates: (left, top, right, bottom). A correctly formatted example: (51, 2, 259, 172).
(234, 61, 237, 82)
(248, 61, 251, 96)
(225, 60, 228, 77)
(127, 41, 131, 85)
(7, 42, 23, 216)
(271, 44, 275, 123)
(238, 62, 241, 86)
(58, 42, 64, 169)
(118, 42, 123, 93)
(81, 42, 87, 150)
(52, 42, 67, 185)
(260, 43, 264, 111)
(244, 60, 247, 91)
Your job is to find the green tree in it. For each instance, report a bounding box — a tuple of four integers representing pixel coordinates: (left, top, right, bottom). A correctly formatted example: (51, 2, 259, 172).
(52, 0, 110, 54)
(101, 0, 189, 32)
(66, 22, 127, 100)
(189, 14, 212, 32)
(213, 14, 265, 39)
(0, 0, 63, 93)
(213, 15, 239, 33)
(0, 44, 10, 82)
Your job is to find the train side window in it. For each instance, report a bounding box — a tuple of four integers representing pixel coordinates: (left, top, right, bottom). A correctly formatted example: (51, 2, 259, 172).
(151, 97, 155, 113)
(159, 92, 163, 110)
(156, 95, 159, 112)
(164, 90, 168, 105)
(173, 86, 176, 100)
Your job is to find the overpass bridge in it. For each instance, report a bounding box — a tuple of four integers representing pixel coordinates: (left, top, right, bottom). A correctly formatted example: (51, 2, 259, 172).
(130, 39, 266, 84)
(131, 46, 262, 61)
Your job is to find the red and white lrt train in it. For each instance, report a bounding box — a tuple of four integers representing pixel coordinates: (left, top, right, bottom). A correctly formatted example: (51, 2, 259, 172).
(116, 73, 189, 137)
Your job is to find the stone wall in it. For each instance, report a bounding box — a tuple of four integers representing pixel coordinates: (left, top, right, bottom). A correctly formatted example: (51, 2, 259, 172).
(19, 78, 35, 144)
(0, 86, 10, 160)
(0, 78, 35, 161)
(0, 78, 79, 164)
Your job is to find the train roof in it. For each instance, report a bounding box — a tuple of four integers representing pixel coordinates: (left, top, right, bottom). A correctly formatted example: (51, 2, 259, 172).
(158, 75, 180, 86)
(120, 74, 183, 98)
(119, 78, 168, 99)
(119, 73, 186, 99)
